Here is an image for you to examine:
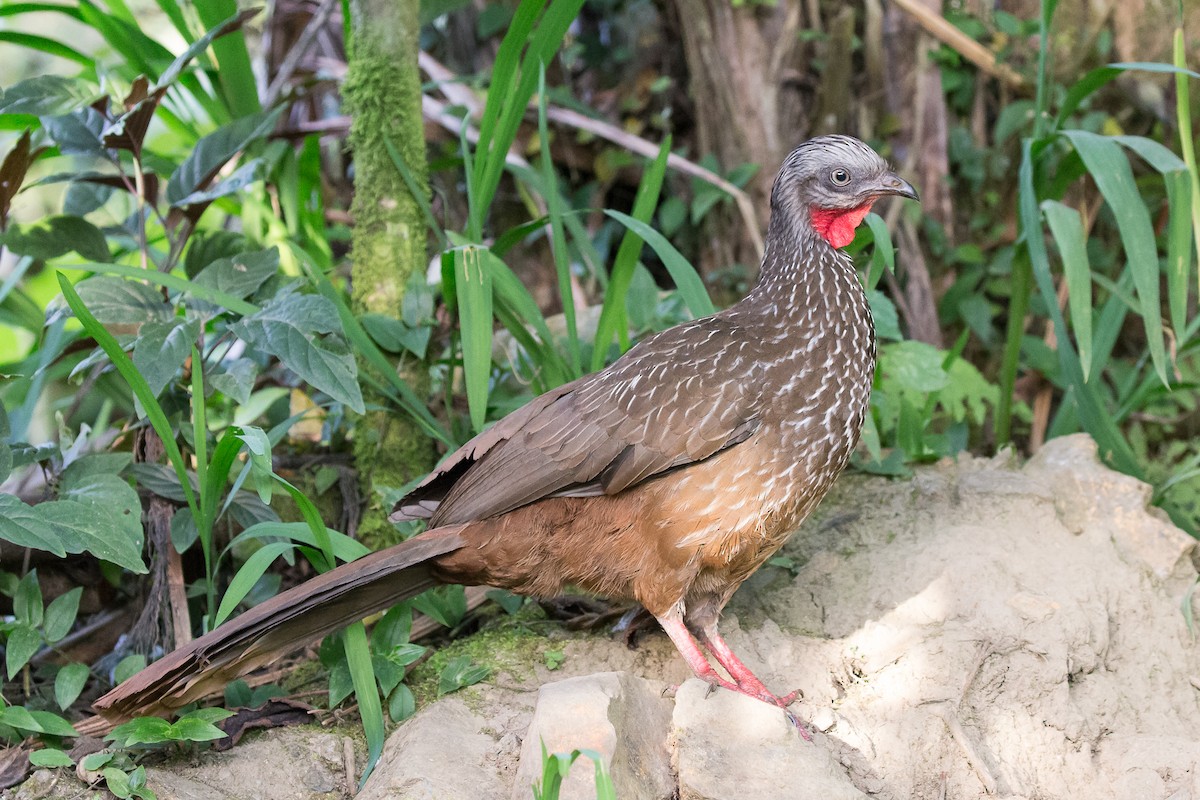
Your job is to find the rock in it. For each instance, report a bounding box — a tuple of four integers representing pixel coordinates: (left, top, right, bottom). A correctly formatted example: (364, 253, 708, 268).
(670, 680, 867, 800)
(143, 727, 350, 800)
(510, 672, 674, 800)
(358, 697, 508, 800)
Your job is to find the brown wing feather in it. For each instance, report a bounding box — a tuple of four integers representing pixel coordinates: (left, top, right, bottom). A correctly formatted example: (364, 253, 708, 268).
(391, 314, 765, 527)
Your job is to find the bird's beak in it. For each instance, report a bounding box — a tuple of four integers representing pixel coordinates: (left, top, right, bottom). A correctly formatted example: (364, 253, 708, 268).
(870, 173, 919, 202)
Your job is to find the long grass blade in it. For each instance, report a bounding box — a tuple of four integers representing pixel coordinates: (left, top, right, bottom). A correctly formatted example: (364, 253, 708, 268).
(344, 621, 385, 786)
(1018, 142, 1140, 475)
(591, 137, 671, 371)
(1041, 200, 1093, 380)
(452, 247, 495, 432)
(536, 65, 579, 376)
(1063, 130, 1168, 386)
(1174, 28, 1200, 304)
(604, 210, 714, 319)
(1164, 169, 1193, 341)
(56, 273, 201, 516)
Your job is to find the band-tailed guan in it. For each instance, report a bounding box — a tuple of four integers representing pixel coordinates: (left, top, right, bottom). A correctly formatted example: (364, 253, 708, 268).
(95, 135, 918, 727)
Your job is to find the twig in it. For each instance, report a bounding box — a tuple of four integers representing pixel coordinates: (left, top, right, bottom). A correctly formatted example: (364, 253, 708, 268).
(889, 0, 1025, 90)
(265, 0, 340, 105)
(419, 51, 764, 261)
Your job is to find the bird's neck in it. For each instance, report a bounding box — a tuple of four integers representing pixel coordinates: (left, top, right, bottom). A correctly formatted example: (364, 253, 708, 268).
(739, 219, 869, 329)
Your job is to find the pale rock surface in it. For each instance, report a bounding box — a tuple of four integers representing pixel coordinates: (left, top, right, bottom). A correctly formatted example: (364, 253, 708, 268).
(671, 679, 867, 800)
(17, 434, 1200, 800)
(510, 672, 674, 800)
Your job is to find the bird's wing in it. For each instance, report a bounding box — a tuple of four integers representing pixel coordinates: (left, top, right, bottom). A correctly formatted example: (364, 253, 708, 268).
(391, 315, 765, 527)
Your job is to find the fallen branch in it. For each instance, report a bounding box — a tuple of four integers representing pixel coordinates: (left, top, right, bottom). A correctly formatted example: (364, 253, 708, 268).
(889, 0, 1026, 90)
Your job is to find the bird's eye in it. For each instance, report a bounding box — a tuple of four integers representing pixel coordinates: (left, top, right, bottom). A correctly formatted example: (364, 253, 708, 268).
(830, 169, 851, 186)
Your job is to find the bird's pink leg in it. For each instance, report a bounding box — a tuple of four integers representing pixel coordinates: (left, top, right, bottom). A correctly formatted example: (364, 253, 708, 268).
(658, 615, 740, 693)
(694, 623, 800, 708)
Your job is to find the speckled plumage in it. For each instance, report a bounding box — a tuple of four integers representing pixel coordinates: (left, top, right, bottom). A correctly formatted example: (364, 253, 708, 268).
(94, 136, 917, 725)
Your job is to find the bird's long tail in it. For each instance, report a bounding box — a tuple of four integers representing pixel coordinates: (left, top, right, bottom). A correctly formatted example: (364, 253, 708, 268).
(92, 527, 467, 724)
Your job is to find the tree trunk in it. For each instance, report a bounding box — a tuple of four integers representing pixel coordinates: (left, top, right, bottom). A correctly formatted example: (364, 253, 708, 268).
(671, 0, 807, 282)
(343, 0, 433, 549)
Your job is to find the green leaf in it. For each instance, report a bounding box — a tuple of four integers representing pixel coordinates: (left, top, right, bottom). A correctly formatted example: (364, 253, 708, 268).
(108, 717, 173, 747)
(27, 709, 78, 737)
(343, 622, 385, 783)
(0, 494, 66, 556)
(231, 288, 365, 413)
(451, 247, 495, 432)
(171, 158, 267, 208)
(75, 276, 170, 324)
(13, 570, 42, 626)
(210, 359, 258, 404)
(388, 684, 415, 723)
(54, 662, 90, 710)
(5, 624, 41, 677)
(30, 748, 74, 768)
(412, 585, 467, 629)
(213, 541, 295, 626)
(132, 318, 201, 398)
(103, 767, 133, 798)
(114, 653, 146, 684)
(1, 216, 110, 262)
(43, 587, 82, 642)
(226, 522, 370, 564)
(38, 499, 146, 573)
(62, 453, 133, 482)
(1061, 130, 1167, 386)
(192, 248, 278, 300)
(360, 313, 430, 359)
(437, 655, 490, 696)
(1041, 200, 1093, 381)
(41, 107, 106, 156)
(0, 75, 97, 116)
(166, 109, 282, 205)
(168, 717, 227, 743)
(604, 210, 714, 319)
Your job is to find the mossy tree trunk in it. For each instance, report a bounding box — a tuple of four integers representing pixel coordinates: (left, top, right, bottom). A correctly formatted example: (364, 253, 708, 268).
(343, 0, 432, 549)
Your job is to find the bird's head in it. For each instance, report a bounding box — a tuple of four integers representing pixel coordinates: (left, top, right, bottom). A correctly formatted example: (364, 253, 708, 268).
(770, 135, 919, 249)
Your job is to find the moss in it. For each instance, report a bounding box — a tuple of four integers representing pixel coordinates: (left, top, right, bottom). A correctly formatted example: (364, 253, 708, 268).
(406, 608, 563, 708)
(343, 0, 434, 548)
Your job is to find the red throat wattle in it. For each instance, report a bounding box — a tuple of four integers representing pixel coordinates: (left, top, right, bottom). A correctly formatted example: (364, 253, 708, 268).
(810, 202, 875, 249)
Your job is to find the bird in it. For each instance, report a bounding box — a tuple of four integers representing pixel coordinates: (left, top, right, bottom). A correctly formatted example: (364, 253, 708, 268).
(94, 135, 918, 730)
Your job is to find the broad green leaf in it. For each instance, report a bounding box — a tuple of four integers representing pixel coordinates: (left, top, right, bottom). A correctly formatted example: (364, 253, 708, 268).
(30, 748, 74, 768)
(128, 463, 193, 502)
(36, 500, 147, 572)
(1062, 130, 1167, 386)
(0, 494, 66, 556)
(132, 317, 201, 397)
(867, 290, 902, 341)
(360, 313, 430, 358)
(604, 210, 714, 319)
(167, 109, 282, 205)
(170, 506, 197, 552)
(108, 717, 173, 746)
(41, 107, 106, 156)
(1, 216, 110, 262)
(1041, 200, 1093, 380)
(61, 453, 132, 482)
(114, 654, 146, 684)
(5, 624, 41, 677)
(171, 158, 266, 208)
(102, 768, 133, 798)
(13, 569, 42, 626)
(167, 717, 227, 742)
(60, 471, 142, 540)
(75, 276, 169, 324)
(210, 358, 258, 404)
(27, 709, 77, 737)
(43, 587, 82, 642)
(0, 705, 45, 733)
(451, 247, 494, 432)
(388, 684, 415, 723)
(0, 75, 96, 116)
(231, 288, 364, 412)
(192, 248, 278, 300)
(54, 662, 90, 710)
